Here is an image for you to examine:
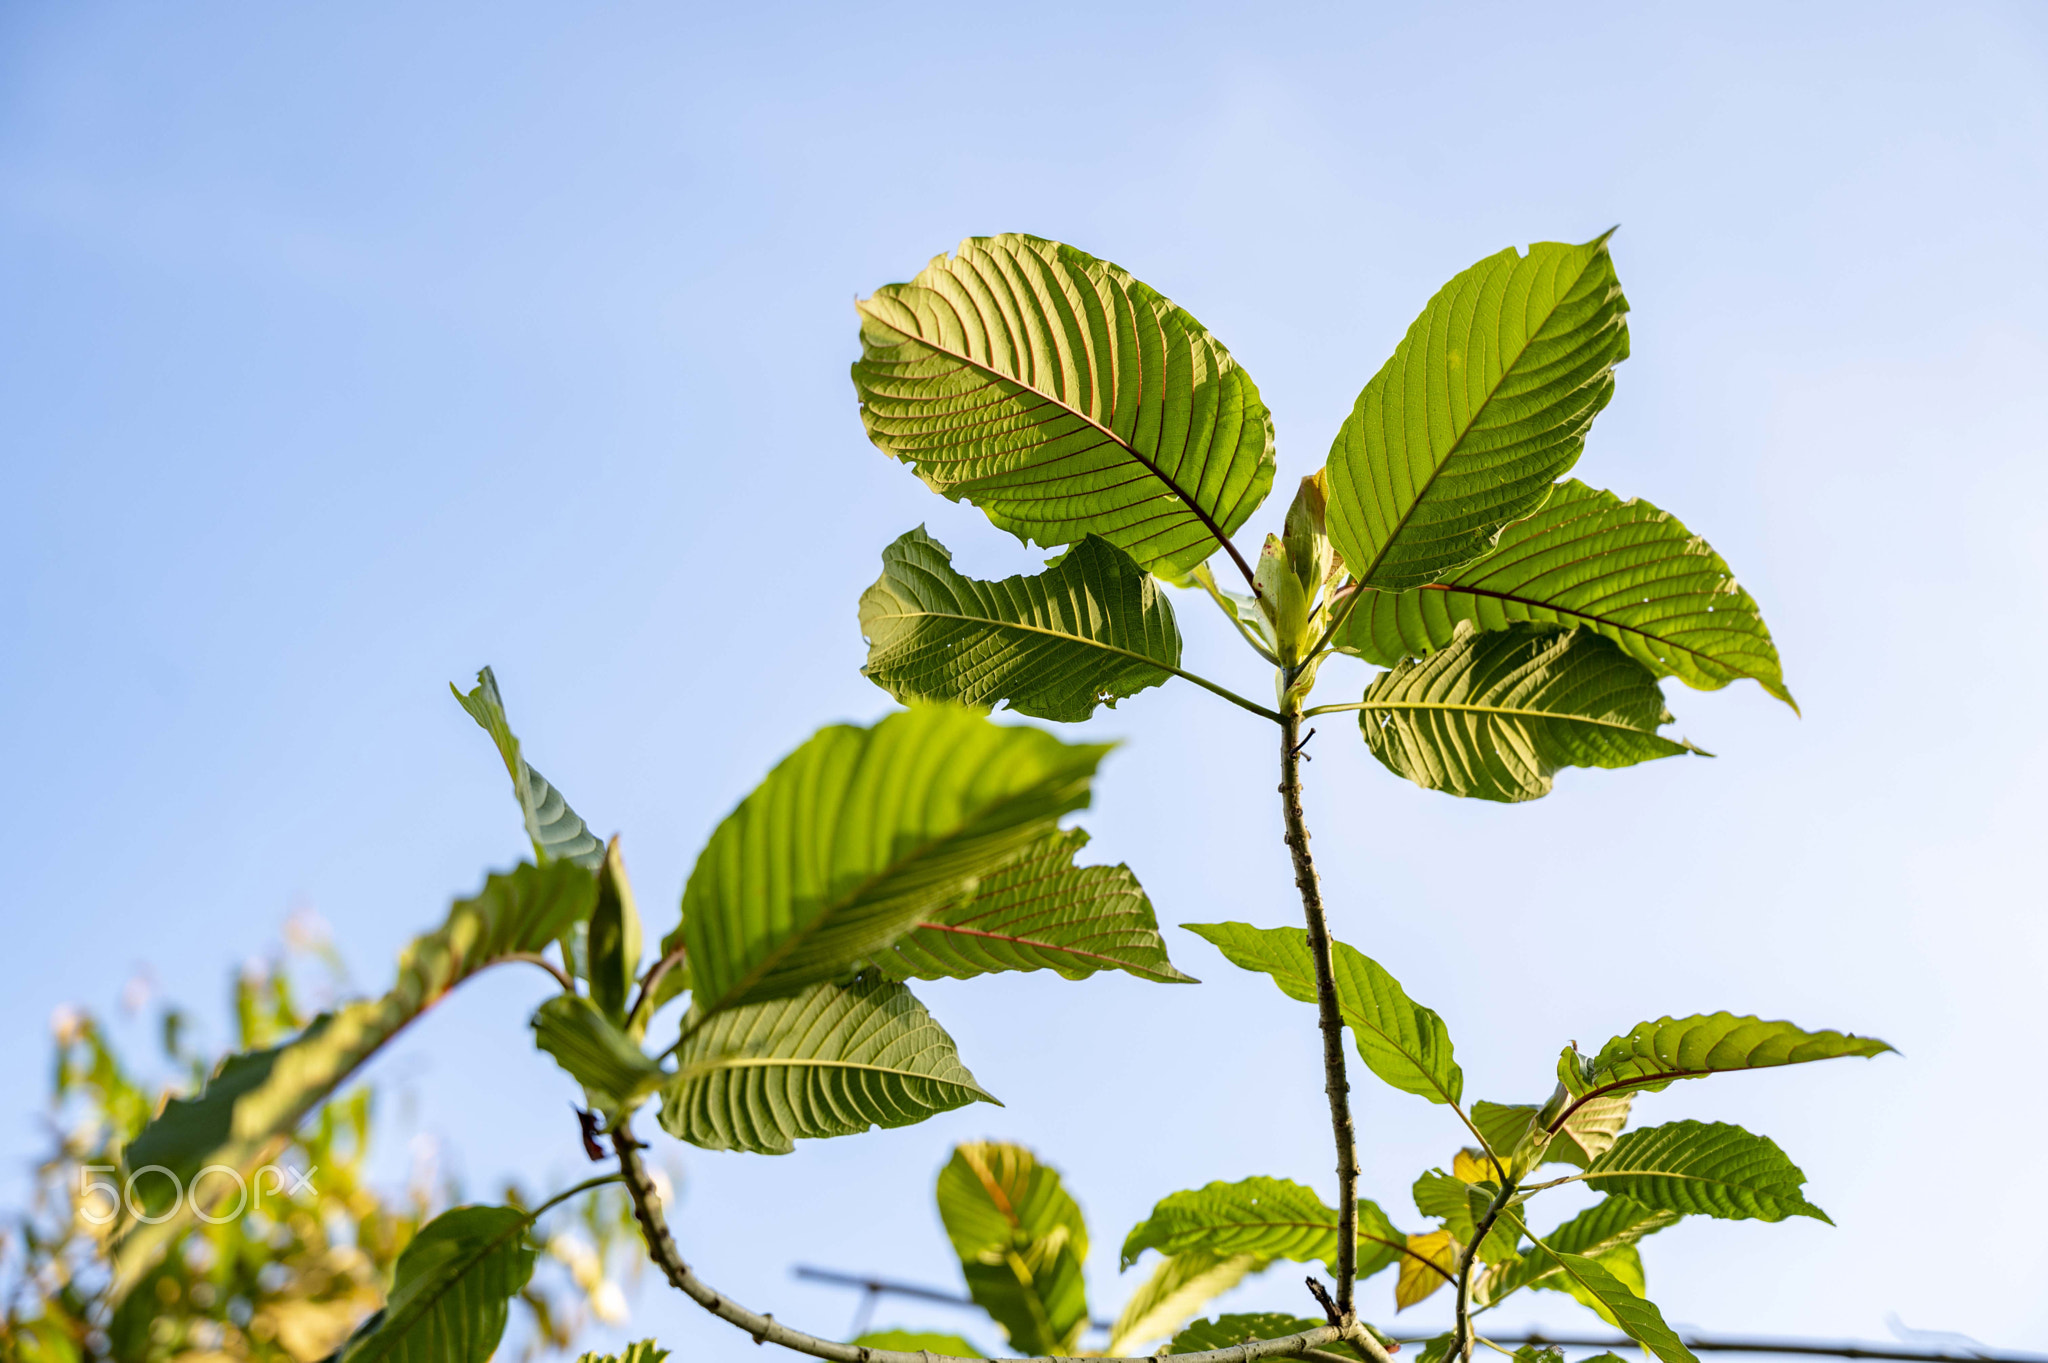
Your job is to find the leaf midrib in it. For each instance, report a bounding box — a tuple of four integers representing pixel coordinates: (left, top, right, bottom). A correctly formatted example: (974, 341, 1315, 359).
(1358, 698, 1663, 736)
(671, 1055, 987, 1089)
(1407, 584, 1753, 677)
(1349, 247, 1608, 588)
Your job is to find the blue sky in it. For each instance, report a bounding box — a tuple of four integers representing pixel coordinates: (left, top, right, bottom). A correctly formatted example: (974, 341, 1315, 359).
(4, 1, 2045, 1356)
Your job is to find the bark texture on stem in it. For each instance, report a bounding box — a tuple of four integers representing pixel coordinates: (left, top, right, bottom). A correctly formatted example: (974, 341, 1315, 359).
(1278, 702, 1361, 1318)
(612, 1120, 1378, 1363)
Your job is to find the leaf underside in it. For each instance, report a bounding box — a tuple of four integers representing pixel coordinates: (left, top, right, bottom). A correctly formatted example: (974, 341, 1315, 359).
(1477, 1196, 1678, 1306)
(1358, 622, 1697, 802)
(852, 233, 1275, 576)
(871, 827, 1193, 985)
(1119, 1175, 1405, 1282)
(1325, 237, 1629, 591)
(1530, 1249, 1696, 1363)
(1105, 1250, 1263, 1356)
(452, 667, 606, 868)
(659, 972, 993, 1155)
(1585, 1120, 1829, 1222)
(339, 1205, 538, 1363)
(530, 994, 664, 1112)
(860, 528, 1184, 722)
(1339, 479, 1792, 707)
(668, 704, 1110, 1018)
(1564, 1012, 1896, 1098)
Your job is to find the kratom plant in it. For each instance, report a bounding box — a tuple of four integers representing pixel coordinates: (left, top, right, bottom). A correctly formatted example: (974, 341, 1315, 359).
(77, 232, 1891, 1363)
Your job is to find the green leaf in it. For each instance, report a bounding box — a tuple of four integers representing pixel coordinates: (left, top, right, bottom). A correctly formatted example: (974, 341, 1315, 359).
(1527, 1249, 1694, 1363)
(1358, 623, 1701, 803)
(1414, 1333, 1457, 1363)
(1476, 1195, 1678, 1306)
(575, 1343, 670, 1363)
(859, 528, 1185, 722)
(111, 861, 598, 1296)
(851, 233, 1275, 577)
(851, 1332, 983, 1358)
(1550, 1092, 1635, 1167)
(1183, 922, 1462, 1106)
(338, 1205, 538, 1363)
(1411, 1172, 1518, 1264)
(587, 837, 643, 1028)
(869, 828, 1194, 985)
(530, 994, 665, 1112)
(938, 1142, 1090, 1356)
(1561, 1012, 1896, 1099)
(1584, 1120, 1829, 1223)
(1169, 1315, 1331, 1357)
(670, 704, 1111, 1018)
(658, 973, 993, 1155)
(1105, 1251, 1263, 1356)
(1324, 236, 1629, 591)
(452, 667, 605, 869)
(1336, 480, 1793, 708)
(1120, 1176, 1406, 1281)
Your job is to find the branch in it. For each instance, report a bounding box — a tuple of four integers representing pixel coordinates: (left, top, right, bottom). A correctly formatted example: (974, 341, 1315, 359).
(1453, 1183, 1517, 1363)
(1452, 1338, 2048, 1363)
(613, 1121, 1371, 1363)
(1277, 698, 1362, 1318)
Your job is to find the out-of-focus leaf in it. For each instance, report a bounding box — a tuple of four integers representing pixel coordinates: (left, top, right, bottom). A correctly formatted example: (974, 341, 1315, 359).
(1104, 1251, 1262, 1356)
(530, 995, 664, 1113)
(587, 838, 642, 1028)
(337, 1205, 537, 1363)
(851, 234, 1274, 577)
(870, 829, 1193, 985)
(937, 1142, 1089, 1356)
(851, 1332, 983, 1357)
(659, 973, 992, 1156)
(112, 862, 597, 1296)
(859, 528, 1184, 722)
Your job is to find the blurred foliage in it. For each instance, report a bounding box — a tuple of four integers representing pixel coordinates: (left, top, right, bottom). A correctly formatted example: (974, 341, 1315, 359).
(0, 919, 646, 1362)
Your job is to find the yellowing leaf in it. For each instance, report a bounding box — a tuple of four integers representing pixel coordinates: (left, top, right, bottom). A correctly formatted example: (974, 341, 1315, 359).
(1396, 1230, 1458, 1311)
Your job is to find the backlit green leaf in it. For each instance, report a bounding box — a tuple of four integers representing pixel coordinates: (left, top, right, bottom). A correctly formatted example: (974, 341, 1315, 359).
(859, 528, 1184, 722)
(452, 667, 605, 869)
(574, 1344, 671, 1363)
(870, 828, 1193, 985)
(670, 705, 1110, 1018)
(530, 994, 664, 1113)
(659, 973, 993, 1156)
(1561, 1013, 1896, 1099)
(1325, 236, 1628, 591)
(112, 861, 597, 1296)
(587, 837, 643, 1028)
(852, 234, 1275, 577)
(1476, 1196, 1678, 1306)
(338, 1205, 537, 1363)
(938, 1142, 1089, 1356)
(1336, 481, 1792, 707)
(1105, 1251, 1263, 1356)
(1525, 1248, 1694, 1363)
(1585, 1120, 1828, 1223)
(1358, 623, 1700, 803)
(1120, 1176, 1405, 1281)
(1183, 922, 1462, 1106)
(1412, 1171, 1519, 1264)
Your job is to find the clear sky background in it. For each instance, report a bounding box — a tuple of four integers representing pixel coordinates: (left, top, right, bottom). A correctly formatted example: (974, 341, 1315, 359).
(4, 2, 2045, 1358)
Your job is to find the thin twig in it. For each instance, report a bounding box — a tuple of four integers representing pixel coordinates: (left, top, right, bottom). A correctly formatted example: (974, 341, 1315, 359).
(1278, 697, 1361, 1319)
(615, 1120, 1365, 1363)
(1193, 564, 1281, 666)
(505, 951, 575, 992)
